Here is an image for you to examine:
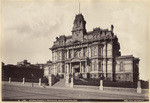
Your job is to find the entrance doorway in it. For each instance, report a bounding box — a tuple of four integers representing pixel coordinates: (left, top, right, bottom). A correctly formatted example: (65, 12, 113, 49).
(74, 68, 80, 73)
(72, 62, 80, 73)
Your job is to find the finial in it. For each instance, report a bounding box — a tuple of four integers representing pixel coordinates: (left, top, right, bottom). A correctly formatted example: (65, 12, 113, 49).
(111, 25, 114, 32)
(79, 0, 80, 14)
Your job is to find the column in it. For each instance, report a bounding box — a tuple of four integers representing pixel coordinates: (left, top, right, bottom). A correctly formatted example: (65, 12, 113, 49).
(85, 61, 87, 72)
(67, 64, 69, 74)
(89, 47, 91, 57)
(70, 63, 72, 74)
(97, 60, 99, 71)
(82, 48, 84, 57)
(72, 49, 74, 58)
(80, 61, 82, 73)
(67, 49, 69, 59)
(87, 47, 89, 57)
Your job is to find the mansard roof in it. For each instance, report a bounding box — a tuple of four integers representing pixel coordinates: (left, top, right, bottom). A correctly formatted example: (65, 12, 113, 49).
(50, 27, 118, 50)
(116, 55, 140, 61)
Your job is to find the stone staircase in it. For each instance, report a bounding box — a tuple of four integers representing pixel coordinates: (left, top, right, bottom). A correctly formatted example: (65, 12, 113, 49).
(53, 78, 66, 87)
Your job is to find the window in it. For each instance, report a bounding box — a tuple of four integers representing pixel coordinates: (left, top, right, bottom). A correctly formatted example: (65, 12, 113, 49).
(126, 74, 129, 80)
(94, 61, 97, 71)
(120, 62, 123, 71)
(99, 62, 102, 71)
(62, 65, 65, 73)
(69, 50, 71, 58)
(57, 52, 60, 60)
(83, 48, 87, 57)
(74, 49, 81, 58)
(94, 46, 97, 55)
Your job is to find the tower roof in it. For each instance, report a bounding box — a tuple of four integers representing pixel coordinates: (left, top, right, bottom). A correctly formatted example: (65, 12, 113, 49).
(74, 13, 85, 23)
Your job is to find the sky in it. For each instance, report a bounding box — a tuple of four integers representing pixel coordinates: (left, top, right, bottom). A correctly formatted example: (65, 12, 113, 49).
(1, 0, 149, 80)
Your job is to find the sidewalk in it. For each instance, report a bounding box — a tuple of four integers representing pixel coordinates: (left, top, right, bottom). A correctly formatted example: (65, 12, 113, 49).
(2, 81, 148, 97)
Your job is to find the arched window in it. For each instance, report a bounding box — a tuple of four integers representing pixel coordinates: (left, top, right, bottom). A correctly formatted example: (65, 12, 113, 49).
(120, 62, 123, 71)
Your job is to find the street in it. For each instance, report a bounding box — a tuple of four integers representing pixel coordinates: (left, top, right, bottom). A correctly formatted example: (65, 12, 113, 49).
(2, 83, 149, 101)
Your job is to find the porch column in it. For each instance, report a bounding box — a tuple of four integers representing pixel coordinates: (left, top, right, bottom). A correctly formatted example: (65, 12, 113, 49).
(67, 49, 69, 59)
(70, 62, 72, 74)
(67, 63, 69, 74)
(80, 61, 82, 73)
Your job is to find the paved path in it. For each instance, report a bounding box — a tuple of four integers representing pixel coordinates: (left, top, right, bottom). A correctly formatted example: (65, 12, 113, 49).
(2, 82, 149, 101)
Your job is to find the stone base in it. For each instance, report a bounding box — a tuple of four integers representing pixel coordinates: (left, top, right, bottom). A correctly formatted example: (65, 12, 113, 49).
(65, 74, 71, 84)
(99, 86, 103, 90)
(137, 87, 142, 93)
(39, 83, 41, 86)
(48, 75, 54, 86)
(70, 83, 74, 88)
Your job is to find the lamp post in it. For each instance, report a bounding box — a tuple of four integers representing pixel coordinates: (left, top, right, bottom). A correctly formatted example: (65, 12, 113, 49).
(31, 74, 34, 87)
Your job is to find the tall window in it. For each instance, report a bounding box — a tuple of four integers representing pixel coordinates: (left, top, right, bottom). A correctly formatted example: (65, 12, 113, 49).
(62, 65, 65, 73)
(83, 48, 87, 57)
(94, 61, 97, 71)
(57, 52, 61, 60)
(99, 62, 102, 71)
(69, 50, 71, 58)
(94, 46, 97, 56)
(74, 49, 81, 58)
(120, 62, 123, 71)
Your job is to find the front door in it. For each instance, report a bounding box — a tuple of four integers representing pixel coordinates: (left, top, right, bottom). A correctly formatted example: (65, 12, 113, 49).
(74, 68, 80, 73)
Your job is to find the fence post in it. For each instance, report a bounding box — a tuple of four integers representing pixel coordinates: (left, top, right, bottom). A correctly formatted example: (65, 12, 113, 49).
(70, 77, 74, 88)
(48, 75, 53, 86)
(39, 78, 42, 86)
(137, 80, 141, 93)
(66, 74, 70, 84)
(22, 78, 25, 84)
(99, 80, 103, 90)
(9, 77, 11, 83)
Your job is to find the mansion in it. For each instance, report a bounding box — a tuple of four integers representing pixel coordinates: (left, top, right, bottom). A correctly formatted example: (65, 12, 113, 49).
(49, 13, 139, 82)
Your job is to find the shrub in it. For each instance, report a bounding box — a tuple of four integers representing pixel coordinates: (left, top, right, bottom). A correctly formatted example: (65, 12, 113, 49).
(74, 78, 149, 89)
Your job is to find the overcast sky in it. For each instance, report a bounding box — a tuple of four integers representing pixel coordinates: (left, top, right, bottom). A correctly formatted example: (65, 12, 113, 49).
(1, 0, 149, 80)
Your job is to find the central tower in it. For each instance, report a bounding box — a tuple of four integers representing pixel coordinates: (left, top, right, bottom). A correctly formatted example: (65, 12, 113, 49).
(72, 14, 86, 41)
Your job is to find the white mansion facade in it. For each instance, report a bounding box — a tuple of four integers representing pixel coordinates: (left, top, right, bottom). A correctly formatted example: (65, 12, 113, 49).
(49, 14, 139, 82)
